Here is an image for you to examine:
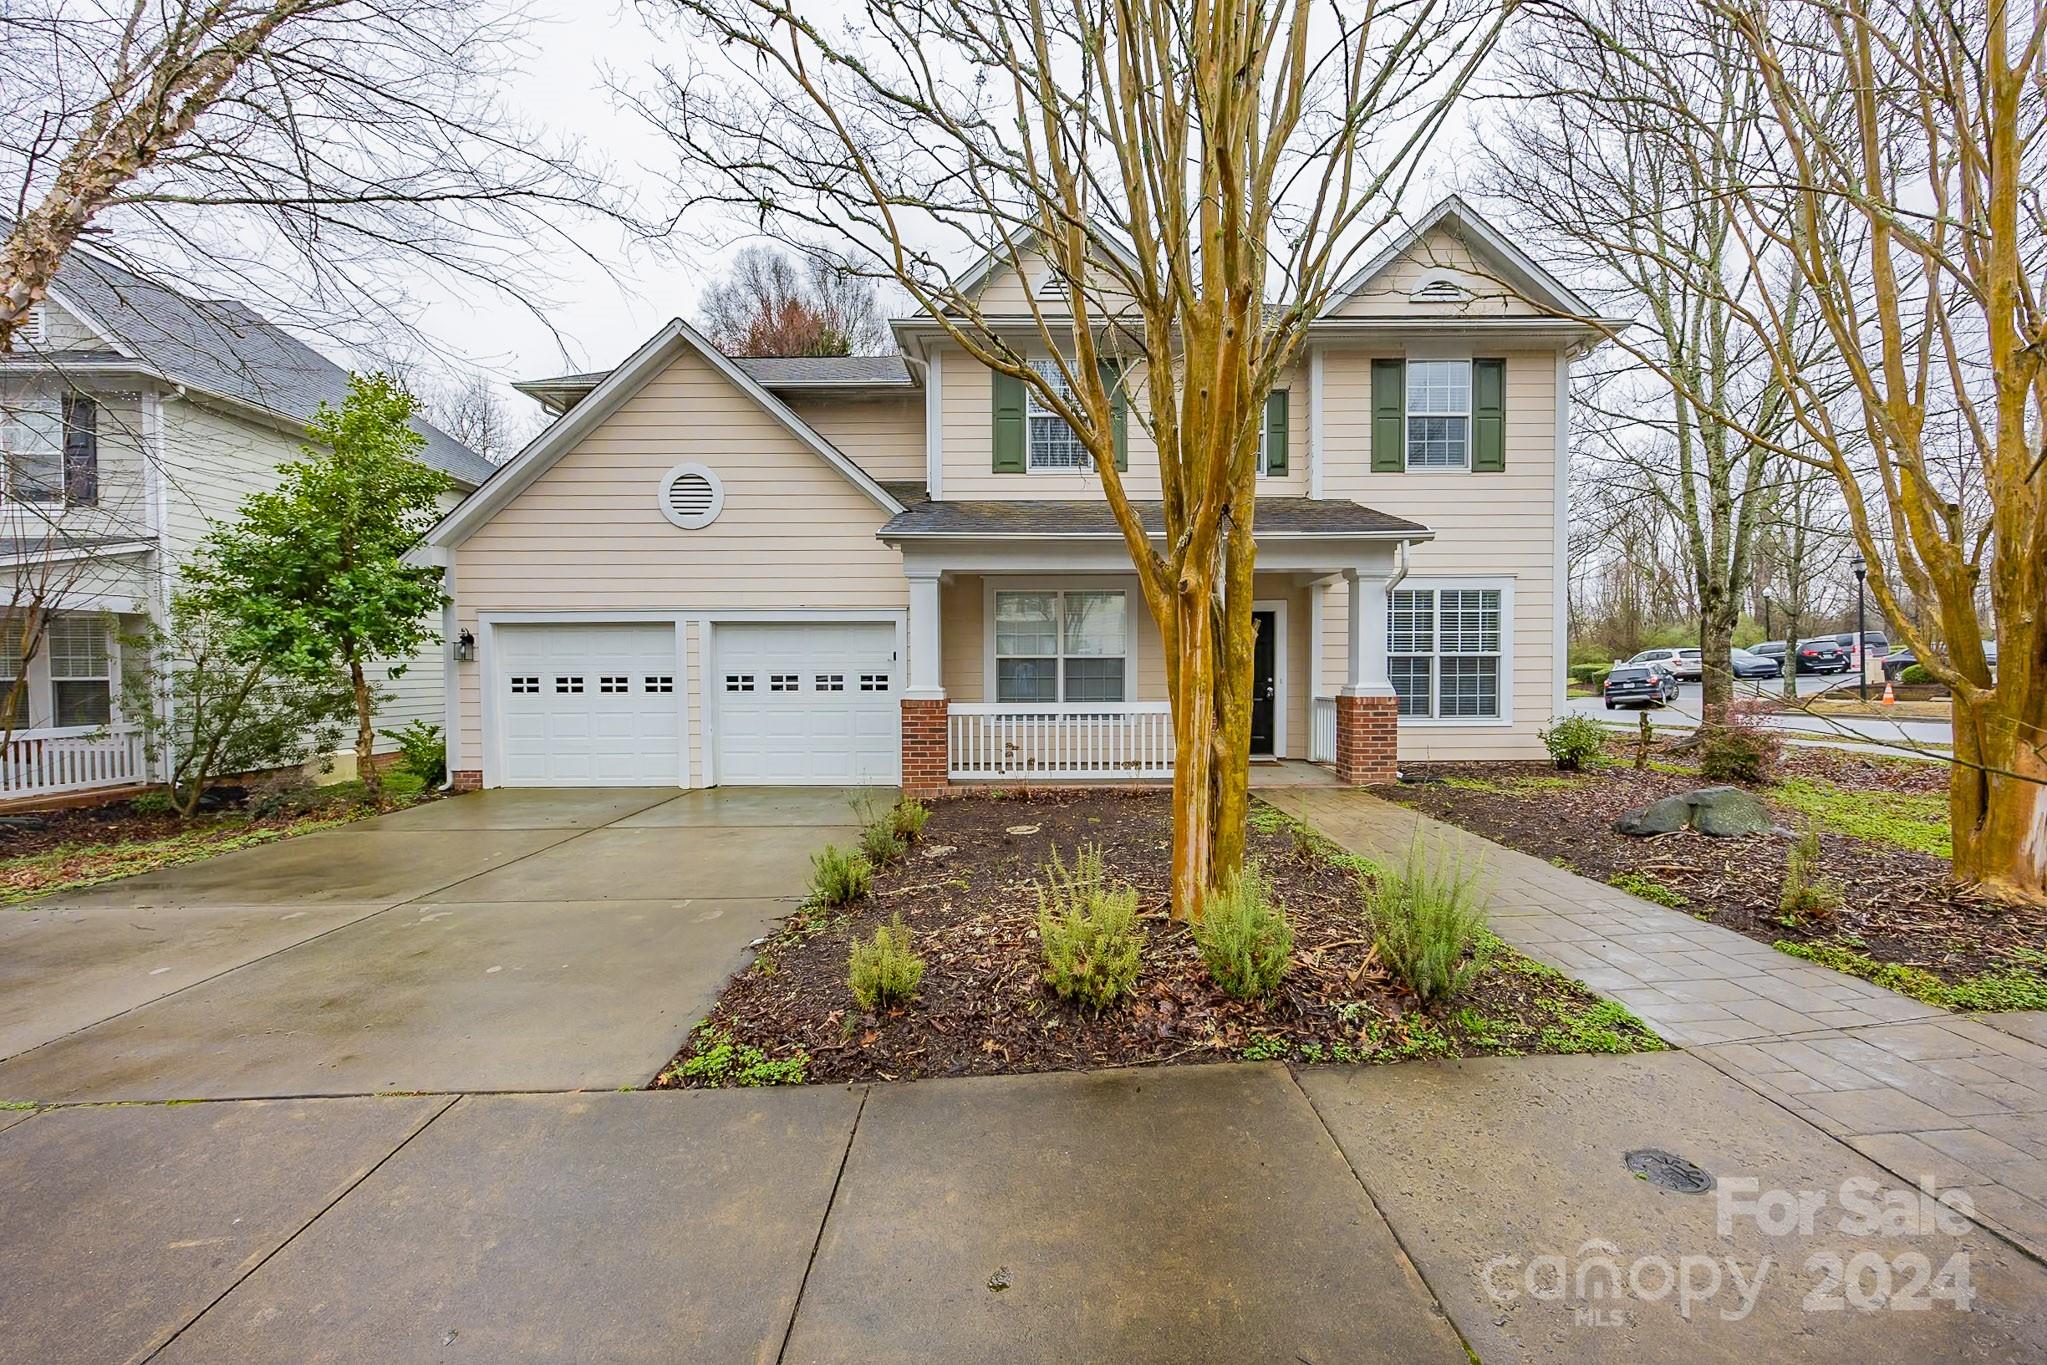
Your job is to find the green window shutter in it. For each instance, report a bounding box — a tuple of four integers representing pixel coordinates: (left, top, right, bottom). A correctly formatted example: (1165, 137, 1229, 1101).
(1370, 359, 1405, 472)
(992, 369, 1026, 472)
(1472, 358, 1506, 472)
(1264, 389, 1289, 475)
(1097, 359, 1127, 471)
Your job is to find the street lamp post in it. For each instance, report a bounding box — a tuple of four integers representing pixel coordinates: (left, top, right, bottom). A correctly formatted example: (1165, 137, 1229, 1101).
(1849, 553, 1868, 702)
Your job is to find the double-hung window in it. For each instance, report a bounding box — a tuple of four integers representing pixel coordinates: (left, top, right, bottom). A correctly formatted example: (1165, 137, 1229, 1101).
(1025, 359, 1089, 471)
(995, 590, 1127, 703)
(2, 391, 65, 503)
(48, 616, 112, 727)
(0, 625, 24, 729)
(1405, 360, 1470, 469)
(1388, 587, 1502, 719)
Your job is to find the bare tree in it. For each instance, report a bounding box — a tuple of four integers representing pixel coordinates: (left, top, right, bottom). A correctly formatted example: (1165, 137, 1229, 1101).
(699, 245, 890, 356)
(0, 0, 619, 357)
(1477, 0, 1805, 713)
(635, 0, 1507, 916)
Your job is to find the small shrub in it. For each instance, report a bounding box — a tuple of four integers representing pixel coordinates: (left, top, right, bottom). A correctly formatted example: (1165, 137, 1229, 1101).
(128, 790, 180, 817)
(891, 797, 931, 841)
(1697, 702, 1783, 783)
(1779, 824, 1842, 919)
(809, 844, 873, 907)
(1193, 861, 1293, 1000)
(1035, 844, 1145, 1008)
(860, 819, 907, 866)
(247, 772, 323, 819)
(848, 914, 924, 1009)
(1367, 846, 1490, 1006)
(1539, 714, 1606, 771)
(1898, 663, 1935, 686)
(377, 719, 446, 787)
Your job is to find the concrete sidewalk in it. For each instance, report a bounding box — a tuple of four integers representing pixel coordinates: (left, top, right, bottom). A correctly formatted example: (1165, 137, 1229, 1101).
(1266, 787, 2047, 1263)
(5, 1061, 2044, 1363)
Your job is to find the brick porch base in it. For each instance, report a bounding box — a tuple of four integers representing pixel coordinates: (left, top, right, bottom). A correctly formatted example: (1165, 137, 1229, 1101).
(900, 697, 950, 798)
(1333, 693, 1398, 785)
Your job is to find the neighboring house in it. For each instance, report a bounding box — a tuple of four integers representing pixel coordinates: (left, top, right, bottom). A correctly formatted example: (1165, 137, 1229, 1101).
(430, 197, 1618, 793)
(0, 248, 495, 803)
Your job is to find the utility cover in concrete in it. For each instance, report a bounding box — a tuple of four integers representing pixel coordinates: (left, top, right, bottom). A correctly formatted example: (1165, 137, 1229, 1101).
(0, 1096, 446, 1365)
(781, 1063, 1468, 1363)
(1301, 1052, 2047, 1362)
(156, 1089, 862, 1364)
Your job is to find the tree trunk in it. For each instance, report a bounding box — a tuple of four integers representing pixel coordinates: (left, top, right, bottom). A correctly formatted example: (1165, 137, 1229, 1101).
(1699, 599, 1737, 712)
(1168, 571, 1217, 921)
(1780, 608, 1802, 702)
(1950, 692, 2047, 903)
(349, 659, 380, 796)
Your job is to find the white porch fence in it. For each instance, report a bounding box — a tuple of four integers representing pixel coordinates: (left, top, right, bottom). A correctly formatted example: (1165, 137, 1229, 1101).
(1310, 696, 1338, 764)
(949, 702, 1175, 780)
(0, 724, 148, 800)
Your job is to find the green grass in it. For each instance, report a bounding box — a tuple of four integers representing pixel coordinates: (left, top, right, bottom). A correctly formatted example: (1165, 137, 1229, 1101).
(1440, 774, 1584, 795)
(1770, 777, 1951, 857)
(1774, 939, 2047, 1011)
(665, 1025, 809, 1087)
(0, 811, 370, 906)
(1607, 870, 1688, 908)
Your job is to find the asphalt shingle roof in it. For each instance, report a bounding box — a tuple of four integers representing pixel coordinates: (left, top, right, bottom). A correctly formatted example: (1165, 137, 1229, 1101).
(518, 354, 913, 396)
(879, 497, 1429, 539)
(42, 249, 496, 487)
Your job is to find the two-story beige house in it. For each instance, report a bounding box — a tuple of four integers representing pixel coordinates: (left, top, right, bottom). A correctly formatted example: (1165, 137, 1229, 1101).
(430, 198, 1613, 793)
(0, 248, 495, 803)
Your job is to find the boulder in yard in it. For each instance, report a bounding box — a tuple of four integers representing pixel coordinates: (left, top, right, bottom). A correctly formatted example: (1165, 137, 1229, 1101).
(1614, 786, 1773, 838)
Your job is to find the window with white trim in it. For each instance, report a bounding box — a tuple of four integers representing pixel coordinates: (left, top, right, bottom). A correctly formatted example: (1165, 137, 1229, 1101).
(1, 391, 65, 502)
(48, 616, 111, 726)
(1388, 588, 1502, 719)
(0, 624, 25, 728)
(1026, 359, 1088, 471)
(995, 590, 1127, 703)
(1406, 360, 1470, 469)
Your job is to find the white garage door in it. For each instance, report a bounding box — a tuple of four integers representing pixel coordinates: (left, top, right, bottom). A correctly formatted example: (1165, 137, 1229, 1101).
(714, 622, 900, 785)
(495, 623, 682, 786)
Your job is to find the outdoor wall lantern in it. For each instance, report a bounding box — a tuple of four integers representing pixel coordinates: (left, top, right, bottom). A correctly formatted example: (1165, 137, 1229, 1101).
(454, 628, 476, 663)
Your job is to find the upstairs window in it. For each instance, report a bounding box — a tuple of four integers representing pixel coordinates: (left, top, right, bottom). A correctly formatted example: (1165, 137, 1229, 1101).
(2, 392, 65, 503)
(1406, 360, 1470, 469)
(1026, 359, 1089, 471)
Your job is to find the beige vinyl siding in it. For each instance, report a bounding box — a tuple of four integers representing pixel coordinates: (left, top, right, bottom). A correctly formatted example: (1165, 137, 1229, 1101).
(784, 393, 925, 484)
(451, 345, 908, 767)
(1330, 227, 1541, 318)
(956, 248, 1139, 320)
(937, 340, 1309, 499)
(1316, 347, 1558, 759)
(36, 297, 106, 350)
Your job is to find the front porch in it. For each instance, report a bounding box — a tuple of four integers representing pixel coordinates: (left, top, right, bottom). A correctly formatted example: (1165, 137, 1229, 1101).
(878, 499, 1428, 795)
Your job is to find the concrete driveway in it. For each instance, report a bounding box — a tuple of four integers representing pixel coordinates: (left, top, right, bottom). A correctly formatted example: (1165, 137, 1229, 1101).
(0, 787, 865, 1102)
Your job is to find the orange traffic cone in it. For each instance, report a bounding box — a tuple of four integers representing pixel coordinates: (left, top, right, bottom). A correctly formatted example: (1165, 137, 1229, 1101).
(1882, 679, 1896, 705)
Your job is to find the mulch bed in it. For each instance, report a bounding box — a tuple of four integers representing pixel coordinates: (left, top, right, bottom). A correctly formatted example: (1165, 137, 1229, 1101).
(1376, 745, 2047, 985)
(656, 790, 1654, 1086)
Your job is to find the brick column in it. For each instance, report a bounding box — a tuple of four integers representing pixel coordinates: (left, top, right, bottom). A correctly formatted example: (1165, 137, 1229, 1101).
(1333, 693, 1398, 785)
(450, 769, 483, 792)
(900, 697, 950, 798)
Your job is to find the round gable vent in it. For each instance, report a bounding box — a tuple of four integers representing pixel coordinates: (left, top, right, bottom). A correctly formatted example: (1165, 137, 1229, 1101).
(659, 463, 724, 529)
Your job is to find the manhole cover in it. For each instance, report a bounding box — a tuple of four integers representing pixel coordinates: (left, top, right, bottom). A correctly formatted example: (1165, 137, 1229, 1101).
(1624, 1149, 1714, 1194)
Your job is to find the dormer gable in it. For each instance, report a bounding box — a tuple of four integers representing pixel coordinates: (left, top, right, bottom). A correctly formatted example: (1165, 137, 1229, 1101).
(1320, 196, 1594, 321)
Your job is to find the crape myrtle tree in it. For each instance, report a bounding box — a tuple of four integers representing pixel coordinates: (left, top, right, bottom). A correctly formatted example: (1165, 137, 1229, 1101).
(184, 374, 450, 797)
(1543, 0, 2046, 900)
(638, 0, 1510, 917)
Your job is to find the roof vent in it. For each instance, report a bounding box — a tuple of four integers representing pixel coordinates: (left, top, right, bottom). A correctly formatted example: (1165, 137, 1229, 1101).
(1411, 272, 1470, 305)
(1033, 271, 1068, 301)
(659, 463, 724, 529)
(17, 304, 45, 348)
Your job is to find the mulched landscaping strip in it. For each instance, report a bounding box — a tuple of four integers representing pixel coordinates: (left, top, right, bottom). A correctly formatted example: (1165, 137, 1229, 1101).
(1376, 744, 2047, 992)
(655, 790, 1661, 1087)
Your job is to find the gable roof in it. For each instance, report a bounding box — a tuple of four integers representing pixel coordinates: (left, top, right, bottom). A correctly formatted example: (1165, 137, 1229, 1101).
(945, 224, 1146, 311)
(1317, 195, 1599, 321)
(17, 237, 495, 487)
(511, 354, 915, 415)
(431, 318, 905, 549)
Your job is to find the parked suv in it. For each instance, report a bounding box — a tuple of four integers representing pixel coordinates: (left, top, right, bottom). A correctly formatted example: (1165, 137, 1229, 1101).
(1828, 631, 1890, 671)
(1626, 647, 1701, 681)
(1794, 638, 1851, 674)
(1604, 663, 1680, 709)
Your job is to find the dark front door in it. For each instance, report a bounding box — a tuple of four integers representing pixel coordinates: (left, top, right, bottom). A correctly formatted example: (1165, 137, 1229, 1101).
(1250, 610, 1277, 756)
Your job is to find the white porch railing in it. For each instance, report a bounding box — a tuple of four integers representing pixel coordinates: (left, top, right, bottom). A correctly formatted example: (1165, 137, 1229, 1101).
(949, 702, 1175, 780)
(0, 724, 148, 800)
(1310, 696, 1338, 764)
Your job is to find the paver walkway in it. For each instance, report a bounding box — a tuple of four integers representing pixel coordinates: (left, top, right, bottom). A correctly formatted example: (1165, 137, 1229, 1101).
(1267, 787, 2047, 1264)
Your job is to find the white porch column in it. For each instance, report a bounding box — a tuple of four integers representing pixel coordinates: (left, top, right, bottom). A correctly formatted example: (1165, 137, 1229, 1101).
(905, 567, 945, 699)
(1342, 568, 1395, 697)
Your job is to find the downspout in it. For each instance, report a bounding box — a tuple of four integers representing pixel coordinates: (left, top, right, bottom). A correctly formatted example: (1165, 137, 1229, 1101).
(1388, 539, 1411, 594)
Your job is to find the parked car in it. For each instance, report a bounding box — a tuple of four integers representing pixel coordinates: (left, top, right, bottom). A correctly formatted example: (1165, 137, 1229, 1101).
(1884, 641, 1997, 681)
(1626, 647, 1699, 681)
(1827, 631, 1890, 671)
(1794, 638, 1851, 674)
(1604, 663, 1681, 709)
(1750, 640, 1788, 663)
(1730, 647, 1781, 679)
